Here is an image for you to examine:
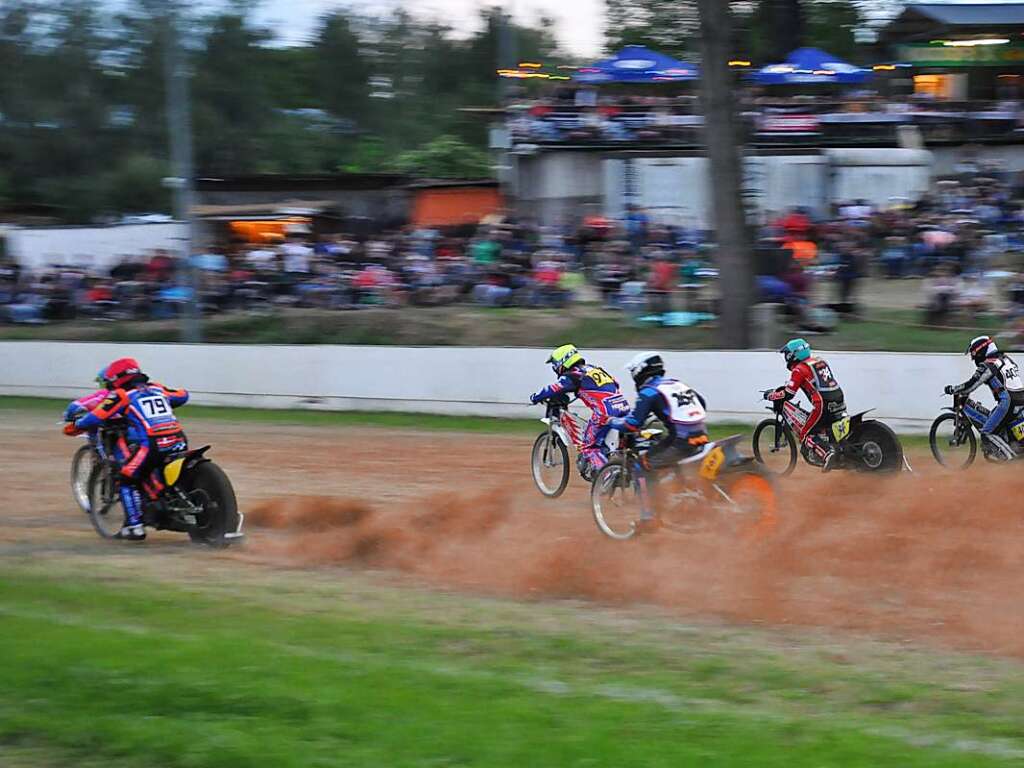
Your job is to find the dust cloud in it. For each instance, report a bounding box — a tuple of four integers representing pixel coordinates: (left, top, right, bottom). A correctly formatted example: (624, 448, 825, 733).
(244, 467, 1024, 656)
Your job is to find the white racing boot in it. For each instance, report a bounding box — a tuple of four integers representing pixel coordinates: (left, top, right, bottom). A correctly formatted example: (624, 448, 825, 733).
(114, 524, 146, 541)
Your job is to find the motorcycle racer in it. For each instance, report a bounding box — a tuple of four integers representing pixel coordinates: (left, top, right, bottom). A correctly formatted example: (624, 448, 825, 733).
(945, 335, 1024, 457)
(64, 357, 190, 541)
(63, 367, 114, 432)
(766, 338, 846, 470)
(609, 351, 709, 532)
(530, 344, 630, 477)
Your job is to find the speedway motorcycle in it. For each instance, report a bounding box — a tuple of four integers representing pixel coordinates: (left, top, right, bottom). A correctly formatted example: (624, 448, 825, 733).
(929, 392, 1024, 468)
(590, 431, 777, 541)
(83, 423, 244, 547)
(752, 391, 904, 475)
(530, 394, 620, 497)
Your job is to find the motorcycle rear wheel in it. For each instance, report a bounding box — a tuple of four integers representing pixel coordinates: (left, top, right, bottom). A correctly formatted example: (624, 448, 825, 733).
(715, 467, 778, 538)
(751, 419, 797, 477)
(929, 413, 977, 470)
(531, 432, 570, 498)
(184, 461, 240, 547)
(852, 420, 903, 473)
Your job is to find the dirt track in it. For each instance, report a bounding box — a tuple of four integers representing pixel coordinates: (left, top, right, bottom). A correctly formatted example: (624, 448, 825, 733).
(4, 410, 1024, 658)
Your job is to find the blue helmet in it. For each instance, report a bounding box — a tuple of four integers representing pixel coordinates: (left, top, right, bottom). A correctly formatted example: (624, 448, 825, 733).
(780, 338, 811, 369)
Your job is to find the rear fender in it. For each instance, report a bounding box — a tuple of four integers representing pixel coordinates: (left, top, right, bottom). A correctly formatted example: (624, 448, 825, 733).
(848, 410, 874, 429)
(182, 446, 212, 474)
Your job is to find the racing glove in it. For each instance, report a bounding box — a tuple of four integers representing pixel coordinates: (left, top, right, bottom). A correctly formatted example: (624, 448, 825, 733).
(63, 422, 83, 436)
(766, 387, 789, 402)
(530, 392, 545, 405)
(943, 384, 955, 395)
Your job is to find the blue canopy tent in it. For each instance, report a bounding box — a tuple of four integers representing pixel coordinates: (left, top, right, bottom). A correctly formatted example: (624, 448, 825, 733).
(752, 47, 871, 85)
(575, 45, 699, 84)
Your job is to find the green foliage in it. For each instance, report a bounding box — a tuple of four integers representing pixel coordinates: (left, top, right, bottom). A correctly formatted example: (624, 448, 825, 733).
(0, 4, 559, 222)
(390, 134, 493, 179)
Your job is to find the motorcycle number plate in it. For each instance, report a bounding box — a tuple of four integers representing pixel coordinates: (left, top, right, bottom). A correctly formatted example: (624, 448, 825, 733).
(1012, 421, 1024, 442)
(832, 417, 851, 443)
(699, 447, 725, 481)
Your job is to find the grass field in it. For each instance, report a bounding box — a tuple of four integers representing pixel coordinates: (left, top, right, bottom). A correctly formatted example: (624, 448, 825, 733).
(3, 556, 1024, 768)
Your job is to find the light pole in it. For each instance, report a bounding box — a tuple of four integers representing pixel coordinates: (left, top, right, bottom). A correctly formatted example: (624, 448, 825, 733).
(164, 1, 201, 343)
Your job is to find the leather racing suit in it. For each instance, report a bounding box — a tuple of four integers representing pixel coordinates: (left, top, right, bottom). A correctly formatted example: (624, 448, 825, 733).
(531, 363, 630, 471)
(73, 382, 189, 527)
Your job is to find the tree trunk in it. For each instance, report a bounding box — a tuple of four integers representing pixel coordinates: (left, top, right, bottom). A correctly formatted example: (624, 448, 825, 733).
(772, 0, 804, 60)
(698, 0, 753, 348)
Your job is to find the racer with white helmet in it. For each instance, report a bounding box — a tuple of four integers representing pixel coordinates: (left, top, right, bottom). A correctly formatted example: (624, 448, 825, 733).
(945, 335, 1024, 456)
(608, 352, 709, 531)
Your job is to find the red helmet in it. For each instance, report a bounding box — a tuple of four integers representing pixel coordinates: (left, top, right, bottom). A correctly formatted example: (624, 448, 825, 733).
(105, 357, 147, 389)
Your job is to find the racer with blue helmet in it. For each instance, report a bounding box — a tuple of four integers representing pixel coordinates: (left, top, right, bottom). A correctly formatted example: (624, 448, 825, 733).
(530, 344, 631, 478)
(765, 338, 846, 470)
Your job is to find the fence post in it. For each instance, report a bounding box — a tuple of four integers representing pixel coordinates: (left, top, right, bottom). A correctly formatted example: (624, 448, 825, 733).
(752, 303, 781, 350)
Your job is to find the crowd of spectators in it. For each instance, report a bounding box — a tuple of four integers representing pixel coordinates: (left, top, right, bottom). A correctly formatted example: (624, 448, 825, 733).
(508, 87, 1024, 147)
(7, 163, 1024, 332)
(754, 161, 1024, 327)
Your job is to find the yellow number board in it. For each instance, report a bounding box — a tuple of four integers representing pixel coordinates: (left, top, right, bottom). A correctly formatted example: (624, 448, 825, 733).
(832, 417, 851, 443)
(1012, 422, 1024, 441)
(699, 447, 726, 481)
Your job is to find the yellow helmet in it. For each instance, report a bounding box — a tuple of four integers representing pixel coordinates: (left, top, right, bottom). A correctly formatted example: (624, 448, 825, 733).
(547, 344, 584, 374)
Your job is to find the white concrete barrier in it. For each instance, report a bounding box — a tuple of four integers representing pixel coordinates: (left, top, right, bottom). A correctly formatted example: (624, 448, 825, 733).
(0, 342, 987, 432)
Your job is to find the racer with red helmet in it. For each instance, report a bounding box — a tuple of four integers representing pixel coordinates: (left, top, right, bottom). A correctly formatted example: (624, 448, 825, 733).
(765, 338, 846, 470)
(530, 344, 630, 478)
(64, 357, 190, 540)
(945, 335, 1024, 457)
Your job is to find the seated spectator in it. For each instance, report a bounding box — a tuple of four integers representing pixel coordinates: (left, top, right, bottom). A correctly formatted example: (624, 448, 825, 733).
(922, 264, 961, 324)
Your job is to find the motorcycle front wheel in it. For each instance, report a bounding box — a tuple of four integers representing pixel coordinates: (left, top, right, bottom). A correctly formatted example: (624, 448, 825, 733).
(590, 459, 642, 541)
(71, 444, 98, 513)
(929, 413, 977, 470)
(751, 419, 798, 476)
(86, 463, 122, 539)
(531, 432, 570, 498)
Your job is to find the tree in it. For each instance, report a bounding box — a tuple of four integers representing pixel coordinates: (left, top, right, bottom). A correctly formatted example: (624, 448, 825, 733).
(312, 13, 370, 124)
(697, 0, 754, 348)
(389, 135, 492, 179)
(605, 0, 699, 59)
(191, 10, 274, 174)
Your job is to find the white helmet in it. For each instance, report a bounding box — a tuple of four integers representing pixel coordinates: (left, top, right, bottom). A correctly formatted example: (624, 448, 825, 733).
(625, 351, 665, 387)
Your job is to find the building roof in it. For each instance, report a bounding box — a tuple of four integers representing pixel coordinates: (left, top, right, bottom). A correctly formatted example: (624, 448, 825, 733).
(907, 3, 1024, 26)
(195, 173, 410, 193)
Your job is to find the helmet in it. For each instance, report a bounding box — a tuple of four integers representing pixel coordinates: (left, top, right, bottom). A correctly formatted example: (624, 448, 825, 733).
(967, 335, 997, 364)
(780, 338, 812, 369)
(546, 344, 584, 375)
(94, 366, 111, 389)
(625, 351, 665, 388)
(105, 357, 147, 389)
